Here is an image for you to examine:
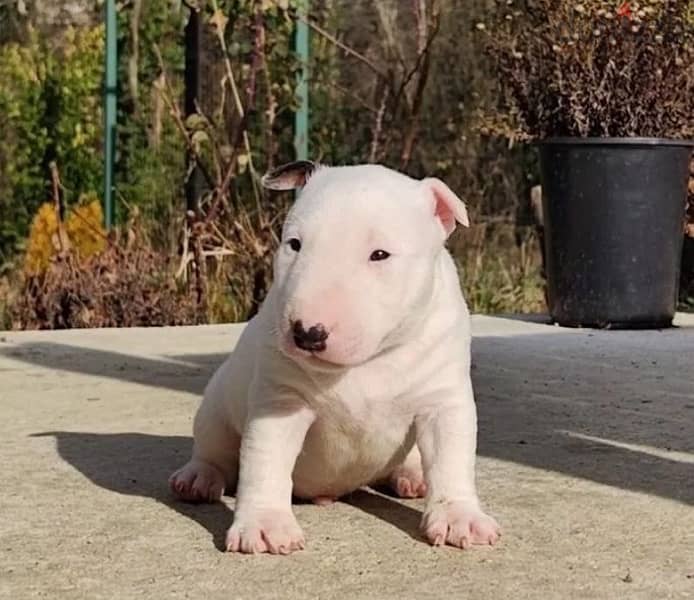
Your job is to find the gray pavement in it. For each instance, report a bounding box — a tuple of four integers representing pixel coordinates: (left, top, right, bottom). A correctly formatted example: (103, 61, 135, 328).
(1, 315, 693, 599)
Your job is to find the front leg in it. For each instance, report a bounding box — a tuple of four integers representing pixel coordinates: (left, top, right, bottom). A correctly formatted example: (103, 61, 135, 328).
(227, 401, 315, 555)
(415, 379, 500, 549)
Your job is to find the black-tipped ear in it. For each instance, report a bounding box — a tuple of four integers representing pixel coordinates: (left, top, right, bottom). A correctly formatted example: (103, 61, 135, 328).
(261, 160, 317, 191)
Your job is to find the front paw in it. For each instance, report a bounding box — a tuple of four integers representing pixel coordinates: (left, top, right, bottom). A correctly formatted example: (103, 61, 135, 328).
(422, 500, 500, 549)
(226, 509, 305, 555)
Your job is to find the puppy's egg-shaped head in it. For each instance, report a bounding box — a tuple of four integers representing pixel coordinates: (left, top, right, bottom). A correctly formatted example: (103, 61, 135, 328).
(262, 161, 468, 369)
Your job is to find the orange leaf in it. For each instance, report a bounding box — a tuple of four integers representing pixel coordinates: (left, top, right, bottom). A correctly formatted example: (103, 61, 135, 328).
(617, 2, 632, 18)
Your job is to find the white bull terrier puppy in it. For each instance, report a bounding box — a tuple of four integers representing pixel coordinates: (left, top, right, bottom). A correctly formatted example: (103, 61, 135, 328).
(170, 161, 500, 554)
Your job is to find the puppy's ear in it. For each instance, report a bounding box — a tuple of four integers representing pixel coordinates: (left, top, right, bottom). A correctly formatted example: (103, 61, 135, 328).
(261, 160, 317, 190)
(421, 177, 470, 237)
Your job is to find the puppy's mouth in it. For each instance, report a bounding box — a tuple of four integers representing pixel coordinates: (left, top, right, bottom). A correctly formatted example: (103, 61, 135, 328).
(303, 352, 346, 370)
(278, 331, 361, 371)
(282, 345, 347, 372)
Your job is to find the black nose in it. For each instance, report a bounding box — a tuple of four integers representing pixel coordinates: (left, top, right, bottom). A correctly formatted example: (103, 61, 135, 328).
(292, 320, 329, 352)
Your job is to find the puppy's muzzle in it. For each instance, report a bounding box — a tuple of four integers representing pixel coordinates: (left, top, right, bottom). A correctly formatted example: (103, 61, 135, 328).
(292, 320, 329, 353)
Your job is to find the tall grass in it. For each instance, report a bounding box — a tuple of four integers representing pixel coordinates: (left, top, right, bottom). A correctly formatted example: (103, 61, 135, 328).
(453, 223, 546, 315)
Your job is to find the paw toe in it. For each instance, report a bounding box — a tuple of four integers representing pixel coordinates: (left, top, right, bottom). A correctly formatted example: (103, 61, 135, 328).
(170, 460, 225, 503)
(475, 525, 501, 546)
(395, 477, 414, 498)
(390, 470, 426, 499)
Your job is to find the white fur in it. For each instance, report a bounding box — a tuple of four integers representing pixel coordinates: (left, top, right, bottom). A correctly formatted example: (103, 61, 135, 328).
(170, 164, 500, 554)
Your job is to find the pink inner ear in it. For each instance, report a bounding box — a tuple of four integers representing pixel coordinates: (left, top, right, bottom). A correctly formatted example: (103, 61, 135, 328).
(434, 199, 457, 237)
(426, 178, 469, 237)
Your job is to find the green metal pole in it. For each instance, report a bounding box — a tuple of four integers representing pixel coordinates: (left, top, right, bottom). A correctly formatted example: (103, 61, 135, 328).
(294, 1, 309, 161)
(103, 0, 117, 228)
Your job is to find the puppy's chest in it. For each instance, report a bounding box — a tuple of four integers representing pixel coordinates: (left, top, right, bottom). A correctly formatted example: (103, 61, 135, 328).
(305, 379, 414, 462)
(312, 366, 413, 429)
(292, 362, 424, 495)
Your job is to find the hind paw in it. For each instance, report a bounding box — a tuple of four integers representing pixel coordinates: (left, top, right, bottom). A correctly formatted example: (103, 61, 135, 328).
(169, 459, 225, 503)
(389, 466, 427, 499)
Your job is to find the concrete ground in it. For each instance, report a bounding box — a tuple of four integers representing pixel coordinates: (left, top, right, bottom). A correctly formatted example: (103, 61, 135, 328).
(1, 315, 693, 599)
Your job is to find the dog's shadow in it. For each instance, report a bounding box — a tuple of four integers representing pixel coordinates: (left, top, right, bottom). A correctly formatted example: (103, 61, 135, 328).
(33, 431, 234, 551)
(343, 487, 423, 541)
(33, 431, 423, 551)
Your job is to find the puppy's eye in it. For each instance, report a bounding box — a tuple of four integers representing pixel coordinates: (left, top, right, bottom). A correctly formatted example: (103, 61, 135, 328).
(287, 238, 301, 252)
(369, 249, 390, 261)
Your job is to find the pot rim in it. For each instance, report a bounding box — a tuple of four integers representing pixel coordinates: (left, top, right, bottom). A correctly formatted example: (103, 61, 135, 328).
(536, 136, 694, 147)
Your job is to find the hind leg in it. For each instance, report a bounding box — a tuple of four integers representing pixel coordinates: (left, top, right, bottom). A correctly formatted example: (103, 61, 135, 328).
(170, 391, 240, 503)
(388, 444, 427, 499)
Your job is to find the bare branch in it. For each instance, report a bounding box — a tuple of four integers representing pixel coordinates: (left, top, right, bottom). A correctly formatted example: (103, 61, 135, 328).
(369, 89, 389, 163)
(375, 3, 406, 71)
(327, 80, 379, 114)
(297, 14, 389, 81)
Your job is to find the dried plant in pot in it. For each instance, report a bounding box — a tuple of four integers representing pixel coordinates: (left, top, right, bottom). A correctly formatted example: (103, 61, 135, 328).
(481, 0, 694, 328)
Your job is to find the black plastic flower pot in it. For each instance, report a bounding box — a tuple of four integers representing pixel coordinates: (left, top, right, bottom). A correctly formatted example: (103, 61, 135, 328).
(538, 137, 694, 329)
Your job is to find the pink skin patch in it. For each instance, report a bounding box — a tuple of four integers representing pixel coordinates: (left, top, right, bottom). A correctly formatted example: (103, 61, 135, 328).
(312, 496, 337, 506)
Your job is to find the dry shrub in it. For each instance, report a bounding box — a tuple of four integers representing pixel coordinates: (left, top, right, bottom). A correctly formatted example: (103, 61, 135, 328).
(185, 202, 286, 324)
(12, 217, 201, 330)
(10, 159, 203, 330)
(483, 0, 694, 139)
(209, 231, 283, 323)
(24, 196, 106, 276)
